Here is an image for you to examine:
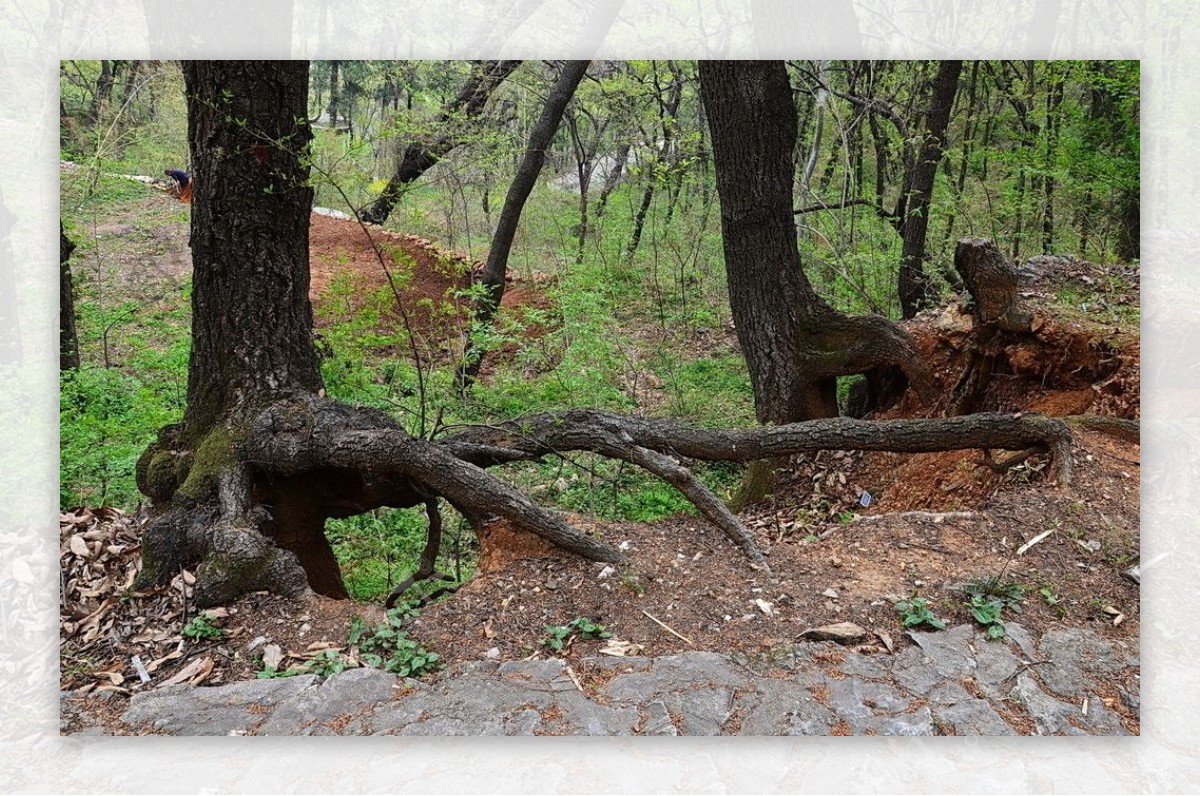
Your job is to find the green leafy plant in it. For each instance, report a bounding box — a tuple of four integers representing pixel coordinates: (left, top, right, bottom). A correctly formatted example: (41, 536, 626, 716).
(894, 597, 947, 630)
(968, 595, 1008, 639)
(348, 605, 441, 678)
(181, 613, 226, 640)
(959, 575, 1026, 640)
(543, 616, 612, 652)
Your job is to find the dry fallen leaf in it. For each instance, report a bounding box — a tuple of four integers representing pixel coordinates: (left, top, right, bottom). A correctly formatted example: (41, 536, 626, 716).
(162, 656, 213, 686)
(599, 638, 645, 657)
(69, 535, 90, 558)
(262, 644, 284, 670)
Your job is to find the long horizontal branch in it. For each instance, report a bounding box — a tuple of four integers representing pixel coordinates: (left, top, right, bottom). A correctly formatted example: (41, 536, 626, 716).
(793, 198, 875, 215)
(444, 410, 1075, 486)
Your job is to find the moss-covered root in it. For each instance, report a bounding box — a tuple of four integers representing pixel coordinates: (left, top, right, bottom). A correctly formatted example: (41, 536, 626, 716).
(193, 522, 311, 607)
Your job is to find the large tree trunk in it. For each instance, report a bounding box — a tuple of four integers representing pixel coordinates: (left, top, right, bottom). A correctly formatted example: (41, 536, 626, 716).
(701, 60, 933, 508)
(360, 60, 523, 225)
(136, 60, 328, 603)
(456, 60, 590, 390)
(700, 60, 931, 426)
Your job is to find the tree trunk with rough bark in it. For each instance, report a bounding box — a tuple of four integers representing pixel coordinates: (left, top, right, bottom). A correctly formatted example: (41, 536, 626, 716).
(135, 60, 329, 604)
(701, 60, 935, 508)
(950, 237, 1033, 413)
(898, 59, 962, 319)
(700, 60, 931, 425)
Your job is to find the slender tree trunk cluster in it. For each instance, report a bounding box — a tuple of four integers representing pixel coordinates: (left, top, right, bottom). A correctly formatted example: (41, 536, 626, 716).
(456, 60, 590, 390)
(360, 60, 523, 226)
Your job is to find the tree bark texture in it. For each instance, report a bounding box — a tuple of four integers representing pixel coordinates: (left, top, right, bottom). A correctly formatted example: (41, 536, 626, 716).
(137, 61, 326, 602)
(360, 60, 523, 225)
(180, 60, 322, 438)
(457, 59, 590, 389)
(700, 60, 931, 424)
(953, 237, 1032, 333)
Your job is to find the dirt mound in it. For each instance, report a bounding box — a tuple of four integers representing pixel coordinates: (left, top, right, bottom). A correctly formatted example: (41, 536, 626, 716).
(307, 213, 554, 363)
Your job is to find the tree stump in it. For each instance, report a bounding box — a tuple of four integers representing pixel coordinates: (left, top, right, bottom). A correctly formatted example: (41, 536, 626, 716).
(951, 237, 1034, 413)
(954, 237, 1032, 333)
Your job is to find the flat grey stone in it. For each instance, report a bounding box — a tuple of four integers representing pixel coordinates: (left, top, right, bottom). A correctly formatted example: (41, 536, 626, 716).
(907, 624, 978, 680)
(256, 667, 401, 735)
(1004, 622, 1039, 661)
(1009, 672, 1081, 735)
(641, 700, 678, 735)
(927, 680, 974, 706)
(1079, 698, 1132, 736)
(546, 690, 639, 736)
(933, 699, 1017, 735)
(601, 652, 747, 702)
(890, 646, 943, 696)
(496, 658, 578, 692)
(839, 651, 891, 680)
(122, 675, 319, 736)
(972, 638, 1022, 699)
(880, 707, 935, 736)
(736, 680, 835, 736)
(826, 678, 911, 733)
(668, 686, 735, 735)
(99, 626, 1134, 736)
(1036, 628, 1130, 697)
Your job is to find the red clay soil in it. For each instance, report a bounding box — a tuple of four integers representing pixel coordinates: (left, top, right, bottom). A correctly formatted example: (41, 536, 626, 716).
(307, 213, 554, 364)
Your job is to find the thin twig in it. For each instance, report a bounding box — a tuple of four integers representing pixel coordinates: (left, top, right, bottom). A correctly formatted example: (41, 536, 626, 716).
(641, 610, 694, 645)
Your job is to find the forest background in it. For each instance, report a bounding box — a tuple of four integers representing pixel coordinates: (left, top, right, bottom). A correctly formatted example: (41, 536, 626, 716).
(59, 57, 1139, 600)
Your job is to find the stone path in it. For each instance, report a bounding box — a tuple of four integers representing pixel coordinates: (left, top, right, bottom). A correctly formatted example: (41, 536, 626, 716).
(63, 624, 1138, 736)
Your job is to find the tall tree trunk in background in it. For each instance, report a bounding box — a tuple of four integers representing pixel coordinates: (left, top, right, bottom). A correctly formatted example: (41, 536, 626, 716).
(701, 60, 931, 506)
(60, 223, 80, 371)
(326, 60, 341, 126)
(593, 141, 631, 220)
(626, 62, 683, 261)
(119, 60, 143, 120)
(87, 60, 116, 123)
(361, 60, 523, 225)
(565, 107, 609, 264)
(1041, 66, 1065, 254)
(457, 60, 590, 390)
(897, 59, 962, 319)
(701, 60, 930, 425)
(944, 60, 980, 249)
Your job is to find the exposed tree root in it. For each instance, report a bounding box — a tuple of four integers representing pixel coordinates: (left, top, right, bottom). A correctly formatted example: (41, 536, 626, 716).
(1063, 414, 1140, 444)
(140, 391, 1075, 606)
(384, 496, 457, 609)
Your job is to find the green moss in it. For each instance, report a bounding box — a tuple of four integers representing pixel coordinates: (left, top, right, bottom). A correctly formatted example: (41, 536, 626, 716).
(142, 447, 193, 500)
(176, 424, 246, 500)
